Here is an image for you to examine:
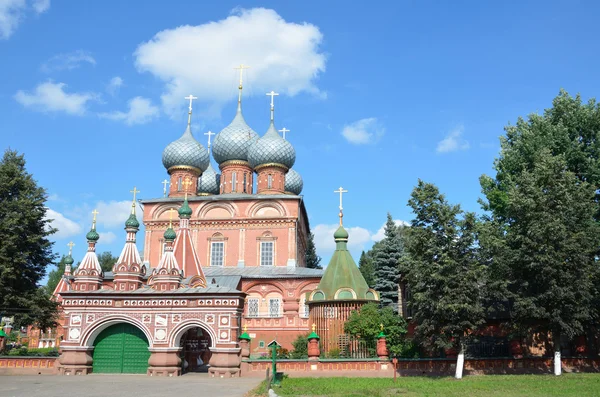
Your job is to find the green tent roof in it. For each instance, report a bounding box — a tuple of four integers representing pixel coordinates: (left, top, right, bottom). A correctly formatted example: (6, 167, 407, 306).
(310, 224, 377, 302)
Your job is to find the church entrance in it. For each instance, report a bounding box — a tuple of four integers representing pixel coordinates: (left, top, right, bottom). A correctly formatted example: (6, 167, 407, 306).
(92, 323, 150, 374)
(180, 327, 212, 373)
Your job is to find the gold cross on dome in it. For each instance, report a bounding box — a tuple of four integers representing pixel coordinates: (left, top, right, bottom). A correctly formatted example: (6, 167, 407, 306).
(182, 178, 193, 200)
(91, 209, 99, 223)
(312, 323, 316, 332)
(243, 324, 248, 333)
(168, 208, 176, 228)
(234, 64, 251, 87)
(67, 241, 75, 255)
(130, 186, 140, 202)
(380, 323, 384, 331)
(279, 127, 290, 140)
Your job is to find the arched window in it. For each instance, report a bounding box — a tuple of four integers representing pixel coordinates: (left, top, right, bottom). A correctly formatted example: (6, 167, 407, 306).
(177, 176, 182, 192)
(267, 174, 273, 189)
(232, 172, 237, 192)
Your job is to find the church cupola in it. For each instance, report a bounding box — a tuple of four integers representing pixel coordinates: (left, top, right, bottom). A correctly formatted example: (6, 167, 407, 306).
(248, 92, 296, 194)
(197, 131, 221, 196)
(113, 187, 145, 291)
(172, 194, 206, 287)
(162, 95, 209, 197)
(285, 168, 303, 195)
(149, 209, 182, 291)
(212, 65, 258, 194)
(73, 210, 103, 291)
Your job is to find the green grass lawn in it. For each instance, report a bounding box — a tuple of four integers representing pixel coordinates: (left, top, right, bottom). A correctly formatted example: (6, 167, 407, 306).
(249, 374, 600, 397)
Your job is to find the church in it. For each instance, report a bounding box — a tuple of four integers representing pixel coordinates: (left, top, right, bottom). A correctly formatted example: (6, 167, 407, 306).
(51, 69, 378, 377)
(50, 70, 330, 377)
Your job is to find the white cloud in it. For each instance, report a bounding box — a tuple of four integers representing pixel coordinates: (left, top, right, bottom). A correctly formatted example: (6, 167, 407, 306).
(14, 81, 97, 115)
(436, 125, 470, 153)
(99, 96, 160, 125)
(98, 231, 117, 244)
(341, 118, 385, 145)
(313, 223, 372, 256)
(32, 0, 49, 14)
(106, 76, 123, 96)
(0, 0, 49, 40)
(95, 200, 134, 228)
(46, 208, 82, 239)
(0, 0, 26, 39)
(41, 50, 95, 73)
(134, 7, 326, 116)
(371, 219, 410, 242)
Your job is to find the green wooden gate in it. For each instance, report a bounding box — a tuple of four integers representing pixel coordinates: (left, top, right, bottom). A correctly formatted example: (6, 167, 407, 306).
(92, 323, 150, 374)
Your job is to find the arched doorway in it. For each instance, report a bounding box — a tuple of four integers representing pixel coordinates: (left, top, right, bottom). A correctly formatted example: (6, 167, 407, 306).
(180, 327, 212, 373)
(92, 323, 150, 374)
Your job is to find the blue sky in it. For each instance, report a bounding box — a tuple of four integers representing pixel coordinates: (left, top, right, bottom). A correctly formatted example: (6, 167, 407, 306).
(2, 0, 599, 269)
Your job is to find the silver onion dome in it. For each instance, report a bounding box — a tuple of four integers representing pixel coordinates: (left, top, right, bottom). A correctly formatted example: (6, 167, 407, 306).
(197, 162, 220, 195)
(248, 121, 296, 169)
(285, 168, 303, 195)
(162, 125, 210, 172)
(212, 104, 259, 164)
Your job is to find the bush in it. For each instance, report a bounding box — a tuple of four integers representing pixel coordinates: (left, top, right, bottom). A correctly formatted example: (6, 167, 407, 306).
(6, 347, 58, 357)
(290, 333, 309, 359)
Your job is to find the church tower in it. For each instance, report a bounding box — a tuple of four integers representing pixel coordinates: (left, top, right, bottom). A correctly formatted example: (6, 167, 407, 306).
(212, 65, 258, 195)
(248, 91, 296, 194)
(112, 187, 145, 291)
(149, 209, 182, 291)
(162, 95, 210, 197)
(73, 211, 103, 291)
(173, 194, 206, 287)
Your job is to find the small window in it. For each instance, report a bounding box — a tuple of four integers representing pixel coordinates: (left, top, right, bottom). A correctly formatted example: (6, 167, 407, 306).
(269, 298, 281, 318)
(177, 177, 182, 192)
(247, 298, 259, 318)
(300, 297, 310, 318)
(260, 241, 274, 266)
(232, 172, 237, 192)
(267, 174, 273, 189)
(259, 340, 265, 348)
(210, 242, 224, 266)
(243, 173, 247, 193)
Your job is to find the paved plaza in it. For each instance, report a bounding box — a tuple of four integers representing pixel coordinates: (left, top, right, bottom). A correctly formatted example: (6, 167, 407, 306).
(1, 375, 262, 397)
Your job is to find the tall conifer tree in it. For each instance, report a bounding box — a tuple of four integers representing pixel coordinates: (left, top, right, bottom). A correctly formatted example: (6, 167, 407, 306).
(405, 180, 485, 379)
(358, 250, 376, 288)
(374, 213, 403, 310)
(0, 150, 58, 327)
(305, 232, 322, 269)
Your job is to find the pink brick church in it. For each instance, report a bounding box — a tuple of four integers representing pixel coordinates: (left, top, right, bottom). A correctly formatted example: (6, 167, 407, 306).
(52, 80, 328, 376)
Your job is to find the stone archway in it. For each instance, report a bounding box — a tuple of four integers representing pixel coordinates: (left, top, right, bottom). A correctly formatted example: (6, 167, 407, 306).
(92, 323, 151, 374)
(178, 327, 213, 373)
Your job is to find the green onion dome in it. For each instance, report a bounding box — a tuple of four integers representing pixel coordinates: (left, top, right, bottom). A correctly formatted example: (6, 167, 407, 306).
(86, 227, 100, 242)
(164, 226, 177, 241)
(333, 225, 349, 240)
(178, 196, 193, 218)
(64, 255, 75, 266)
(125, 213, 140, 229)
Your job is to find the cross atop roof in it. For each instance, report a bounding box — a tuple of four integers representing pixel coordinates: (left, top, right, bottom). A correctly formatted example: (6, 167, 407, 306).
(279, 127, 290, 140)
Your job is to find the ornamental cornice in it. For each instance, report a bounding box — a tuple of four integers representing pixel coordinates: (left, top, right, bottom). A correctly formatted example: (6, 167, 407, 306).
(219, 160, 251, 170)
(167, 165, 201, 175)
(254, 163, 289, 173)
(145, 219, 296, 230)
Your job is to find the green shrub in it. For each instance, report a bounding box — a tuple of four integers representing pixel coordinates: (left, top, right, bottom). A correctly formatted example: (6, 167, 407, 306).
(6, 347, 58, 357)
(290, 333, 309, 359)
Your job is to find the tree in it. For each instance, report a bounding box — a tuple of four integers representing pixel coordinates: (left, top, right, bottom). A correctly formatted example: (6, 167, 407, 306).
(97, 251, 118, 272)
(405, 180, 485, 379)
(0, 150, 58, 327)
(358, 250, 376, 288)
(305, 232, 322, 269)
(344, 302, 408, 356)
(45, 255, 67, 294)
(491, 153, 599, 375)
(480, 91, 600, 375)
(373, 213, 404, 311)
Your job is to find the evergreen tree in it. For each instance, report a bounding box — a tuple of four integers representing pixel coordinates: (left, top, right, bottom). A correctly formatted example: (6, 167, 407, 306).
(0, 150, 58, 327)
(45, 255, 68, 294)
(97, 251, 119, 272)
(405, 180, 485, 379)
(480, 91, 600, 375)
(373, 213, 404, 311)
(305, 232, 322, 269)
(493, 153, 599, 375)
(358, 250, 376, 288)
